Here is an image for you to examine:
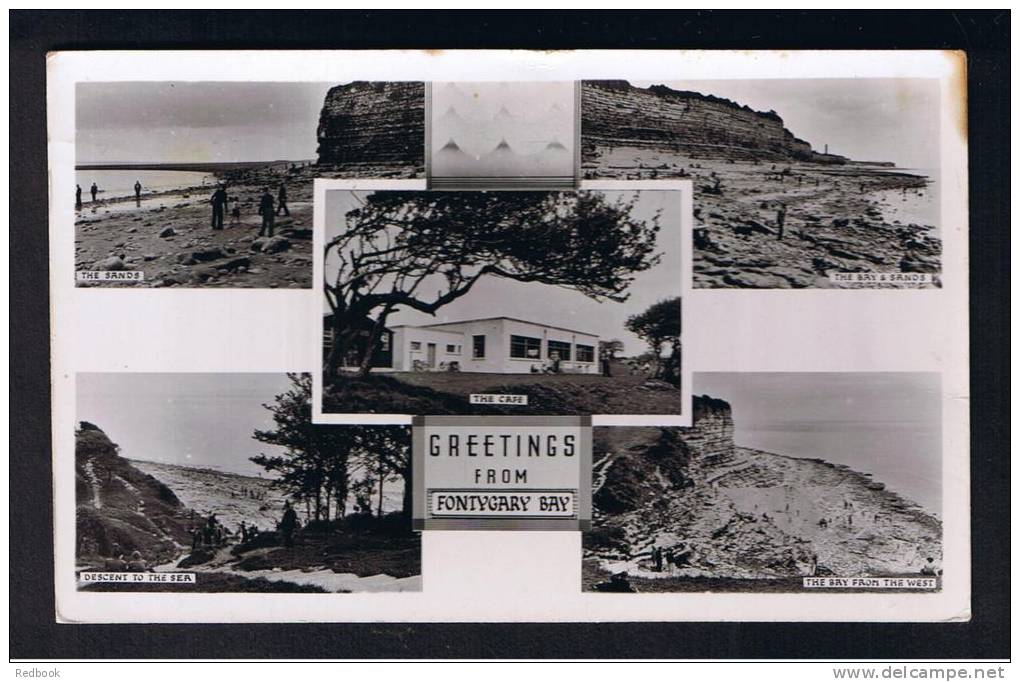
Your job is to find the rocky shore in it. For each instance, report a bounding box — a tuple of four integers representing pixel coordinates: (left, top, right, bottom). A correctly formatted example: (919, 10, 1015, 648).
(580, 80, 943, 289)
(74, 165, 317, 288)
(584, 151, 942, 289)
(584, 400, 942, 592)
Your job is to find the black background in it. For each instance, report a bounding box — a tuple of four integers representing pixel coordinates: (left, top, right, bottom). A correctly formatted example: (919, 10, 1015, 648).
(10, 10, 1010, 660)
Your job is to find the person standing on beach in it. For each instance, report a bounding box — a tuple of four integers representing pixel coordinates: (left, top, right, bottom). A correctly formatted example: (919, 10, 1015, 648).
(90, 182, 98, 202)
(75, 184, 82, 210)
(134, 180, 142, 201)
(258, 188, 276, 237)
(276, 183, 290, 216)
(210, 185, 228, 230)
(775, 203, 787, 240)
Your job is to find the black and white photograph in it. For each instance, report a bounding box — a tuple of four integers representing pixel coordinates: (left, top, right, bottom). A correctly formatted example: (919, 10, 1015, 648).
(581, 79, 942, 289)
(584, 372, 942, 593)
(74, 81, 425, 287)
(319, 186, 685, 419)
(75, 372, 421, 593)
(429, 81, 576, 188)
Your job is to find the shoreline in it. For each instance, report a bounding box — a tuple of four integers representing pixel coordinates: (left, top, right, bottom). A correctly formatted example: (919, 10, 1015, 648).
(586, 441, 943, 587)
(584, 150, 942, 288)
(74, 165, 316, 288)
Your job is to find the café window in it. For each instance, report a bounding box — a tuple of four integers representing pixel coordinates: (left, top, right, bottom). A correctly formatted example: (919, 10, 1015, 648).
(446, 344, 461, 354)
(576, 344, 595, 363)
(510, 335, 542, 359)
(547, 340, 572, 361)
(472, 335, 486, 359)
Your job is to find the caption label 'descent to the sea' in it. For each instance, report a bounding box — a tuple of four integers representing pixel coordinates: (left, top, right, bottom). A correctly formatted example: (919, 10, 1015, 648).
(79, 572, 196, 583)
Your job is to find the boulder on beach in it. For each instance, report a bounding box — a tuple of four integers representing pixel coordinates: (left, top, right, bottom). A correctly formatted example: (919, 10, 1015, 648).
(93, 256, 127, 271)
(159, 227, 176, 238)
(190, 248, 228, 262)
(251, 236, 291, 254)
(217, 256, 251, 272)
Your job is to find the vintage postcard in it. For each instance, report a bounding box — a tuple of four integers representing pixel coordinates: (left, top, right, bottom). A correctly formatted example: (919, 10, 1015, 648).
(49, 49, 968, 624)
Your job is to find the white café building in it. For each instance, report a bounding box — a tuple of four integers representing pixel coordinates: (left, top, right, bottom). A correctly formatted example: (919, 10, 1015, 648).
(325, 315, 600, 374)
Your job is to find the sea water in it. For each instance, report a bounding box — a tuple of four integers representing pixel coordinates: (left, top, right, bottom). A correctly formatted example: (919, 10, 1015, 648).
(75, 169, 215, 200)
(738, 420, 941, 517)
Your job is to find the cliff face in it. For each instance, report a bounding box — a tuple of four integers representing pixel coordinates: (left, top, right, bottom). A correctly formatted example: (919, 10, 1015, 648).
(680, 395, 736, 469)
(592, 396, 730, 514)
(581, 80, 844, 164)
(76, 423, 191, 565)
(588, 396, 943, 583)
(316, 82, 425, 173)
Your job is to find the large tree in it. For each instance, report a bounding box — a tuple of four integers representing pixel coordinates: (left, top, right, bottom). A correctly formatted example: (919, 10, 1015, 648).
(625, 297, 682, 385)
(251, 374, 413, 521)
(324, 191, 662, 378)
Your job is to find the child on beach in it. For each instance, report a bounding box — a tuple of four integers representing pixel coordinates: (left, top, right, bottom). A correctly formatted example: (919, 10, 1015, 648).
(230, 196, 241, 226)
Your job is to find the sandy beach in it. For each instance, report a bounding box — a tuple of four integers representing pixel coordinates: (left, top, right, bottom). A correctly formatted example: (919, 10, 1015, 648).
(584, 148, 942, 289)
(75, 165, 316, 288)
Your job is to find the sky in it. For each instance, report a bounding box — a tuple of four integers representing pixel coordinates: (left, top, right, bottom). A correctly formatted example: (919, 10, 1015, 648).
(76, 82, 334, 164)
(694, 372, 942, 514)
(76, 373, 296, 477)
(631, 78, 940, 170)
(324, 189, 683, 356)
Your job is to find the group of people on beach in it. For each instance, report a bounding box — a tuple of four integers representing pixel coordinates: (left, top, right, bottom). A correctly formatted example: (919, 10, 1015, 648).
(75, 179, 146, 210)
(187, 500, 301, 556)
(209, 182, 289, 237)
(74, 182, 100, 210)
(101, 544, 150, 572)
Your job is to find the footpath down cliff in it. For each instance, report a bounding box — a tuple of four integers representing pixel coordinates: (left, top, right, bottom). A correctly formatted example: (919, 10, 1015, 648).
(585, 397, 942, 590)
(75, 423, 192, 566)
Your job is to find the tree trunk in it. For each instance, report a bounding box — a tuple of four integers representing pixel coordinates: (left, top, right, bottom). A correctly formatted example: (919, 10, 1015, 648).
(377, 459, 385, 517)
(401, 466, 413, 519)
(357, 304, 395, 378)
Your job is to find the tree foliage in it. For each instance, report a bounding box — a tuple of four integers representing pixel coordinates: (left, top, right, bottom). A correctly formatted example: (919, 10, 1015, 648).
(251, 373, 413, 521)
(324, 191, 662, 376)
(625, 297, 682, 385)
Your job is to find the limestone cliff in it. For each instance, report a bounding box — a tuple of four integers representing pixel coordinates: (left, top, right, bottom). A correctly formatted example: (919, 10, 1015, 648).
(581, 80, 847, 164)
(316, 82, 425, 175)
(587, 396, 943, 585)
